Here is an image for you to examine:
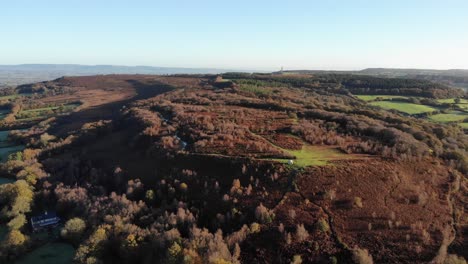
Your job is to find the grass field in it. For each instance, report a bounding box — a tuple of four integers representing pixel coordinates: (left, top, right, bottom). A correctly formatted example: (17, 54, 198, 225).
(429, 112, 467, 123)
(370, 101, 437, 114)
(15, 243, 75, 264)
(282, 145, 349, 166)
(356, 95, 410, 101)
(460, 123, 468, 129)
(269, 145, 361, 167)
(16, 103, 81, 121)
(436, 98, 468, 104)
(21, 103, 80, 113)
(0, 95, 20, 101)
(0, 93, 32, 101)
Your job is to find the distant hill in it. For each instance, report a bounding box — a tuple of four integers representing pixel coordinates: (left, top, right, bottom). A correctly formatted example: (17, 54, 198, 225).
(277, 68, 468, 90)
(359, 68, 468, 90)
(359, 68, 468, 77)
(0, 64, 246, 87)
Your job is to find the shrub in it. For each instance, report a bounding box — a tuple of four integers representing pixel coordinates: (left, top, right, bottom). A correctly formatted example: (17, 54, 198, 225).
(315, 218, 330, 233)
(285, 232, 292, 244)
(295, 224, 309, 242)
(288, 209, 296, 220)
(255, 203, 273, 224)
(352, 247, 373, 264)
(291, 255, 302, 264)
(250, 223, 261, 233)
(354, 197, 363, 208)
(444, 254, 467, 264)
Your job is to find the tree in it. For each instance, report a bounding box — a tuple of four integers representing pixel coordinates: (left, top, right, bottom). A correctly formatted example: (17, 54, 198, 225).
(167, 242, 182, 264)
(255, 203, 273, 224)
(5, 230, 27, 246)
(7, 214, 26, 230)
(62, 217, 86, 243)
(145, 189, 155, 203)
(8, 151, 23, 161)
(39, 133, 56, 147)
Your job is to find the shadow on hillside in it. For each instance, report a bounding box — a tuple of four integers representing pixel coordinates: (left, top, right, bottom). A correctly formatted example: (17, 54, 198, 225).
(48, 79, 174, 137)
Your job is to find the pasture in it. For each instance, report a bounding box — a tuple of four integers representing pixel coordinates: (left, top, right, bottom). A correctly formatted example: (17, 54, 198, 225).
(16, 103, 80, 121)
(270, 145, 367, 167)
(429, 112, 467, 123)
(356, 95, 410, 101)
(436, 98, 468, 104)
(369, 101, 437, 114)
(460, 123, 468, 129)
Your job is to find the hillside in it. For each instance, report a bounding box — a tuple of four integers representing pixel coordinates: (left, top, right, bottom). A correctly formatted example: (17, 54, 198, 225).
(0, 74, 466, 264)
(278, 68, 468, 91)
(0, 64, 241, 87)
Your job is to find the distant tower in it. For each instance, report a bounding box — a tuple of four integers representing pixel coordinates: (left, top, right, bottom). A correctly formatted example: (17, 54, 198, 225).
(280, 66, 284, 73)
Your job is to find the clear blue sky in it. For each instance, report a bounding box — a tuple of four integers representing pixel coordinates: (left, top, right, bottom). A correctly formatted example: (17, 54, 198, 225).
(1, 0, 468, 70)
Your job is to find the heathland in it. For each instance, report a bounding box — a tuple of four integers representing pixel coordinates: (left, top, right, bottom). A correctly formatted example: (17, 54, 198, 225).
(0, 73, 465, 264)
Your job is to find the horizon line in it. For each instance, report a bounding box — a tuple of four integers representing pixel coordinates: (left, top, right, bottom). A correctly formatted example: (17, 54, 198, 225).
(1, 63, 468, 72)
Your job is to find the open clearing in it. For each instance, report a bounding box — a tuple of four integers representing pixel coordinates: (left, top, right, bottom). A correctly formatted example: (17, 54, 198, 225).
(279, 145, 353, 166)
(436, 98, 468, 104)
(370, 101, 437, 114)
(268, 144, 368, 167)
(21, 103, 80, 113)
(16, 103, 81, 121)
(356, 95, 411, 101)
(429, 112, 467, 123)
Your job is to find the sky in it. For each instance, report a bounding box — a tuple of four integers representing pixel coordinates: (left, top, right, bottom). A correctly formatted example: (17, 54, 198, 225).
(1, 0, 468, 71)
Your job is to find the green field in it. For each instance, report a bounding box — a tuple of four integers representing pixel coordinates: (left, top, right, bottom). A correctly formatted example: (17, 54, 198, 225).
(15, 243, 75, 264)
(0, 95, 20, 101)
(429, 112, 467, 123)
(283, 146, 349, 166)
(460, 123, 468, 129)
(268, 145, 356, 167)
(21, 103, 80, 113)
(0, 93, 32, 101)
(370, 101, 437, 114)
(16, 103, 80, 120)
(436, 98, 468, 104)
(356, 95, 410, 101)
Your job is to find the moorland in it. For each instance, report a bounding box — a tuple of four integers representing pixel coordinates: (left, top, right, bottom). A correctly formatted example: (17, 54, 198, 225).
(0, 72, 466, 264)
